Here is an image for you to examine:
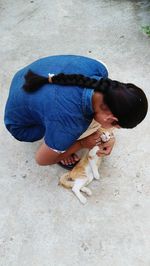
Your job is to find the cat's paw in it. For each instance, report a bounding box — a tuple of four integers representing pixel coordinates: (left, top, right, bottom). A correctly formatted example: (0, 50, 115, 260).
(72, 187, 87, 204)
(94, 172, 100, 180)
(81, 187, 92, 196)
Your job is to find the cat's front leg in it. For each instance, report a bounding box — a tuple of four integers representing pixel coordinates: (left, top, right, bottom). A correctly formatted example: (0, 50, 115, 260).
(89, 159, 100, 180)
(93, 170, 100, 180)
(88, 146, 100, 180)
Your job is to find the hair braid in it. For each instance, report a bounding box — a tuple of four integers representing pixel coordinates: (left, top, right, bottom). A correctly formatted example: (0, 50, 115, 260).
(52, 73, 99, 89)
(52, 73, 113, 95)
(23, 70, 111, 95)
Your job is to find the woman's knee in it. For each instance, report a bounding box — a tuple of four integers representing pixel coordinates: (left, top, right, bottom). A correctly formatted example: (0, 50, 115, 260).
(5, 124, 45, 142)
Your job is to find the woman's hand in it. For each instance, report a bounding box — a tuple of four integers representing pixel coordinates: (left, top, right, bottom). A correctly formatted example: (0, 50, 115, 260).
(96, 137, 115, 156)
(79, 130, 102, 149)
(79, 130, 115, 156)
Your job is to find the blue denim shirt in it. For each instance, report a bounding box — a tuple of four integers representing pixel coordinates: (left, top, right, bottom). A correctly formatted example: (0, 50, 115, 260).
(4, 55, 108, 151)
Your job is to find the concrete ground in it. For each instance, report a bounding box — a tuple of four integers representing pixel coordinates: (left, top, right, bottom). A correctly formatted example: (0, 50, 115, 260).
(0, 0, 150, 265)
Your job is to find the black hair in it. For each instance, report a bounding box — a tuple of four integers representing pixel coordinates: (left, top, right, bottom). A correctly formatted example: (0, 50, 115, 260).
(23, 70, 148, 128)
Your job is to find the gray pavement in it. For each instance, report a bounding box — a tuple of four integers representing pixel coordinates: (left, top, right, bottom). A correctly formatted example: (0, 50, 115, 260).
(0, 1, 150, 265)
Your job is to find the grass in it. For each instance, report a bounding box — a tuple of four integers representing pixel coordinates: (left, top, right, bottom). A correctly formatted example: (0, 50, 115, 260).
(141, 25, 150, 37)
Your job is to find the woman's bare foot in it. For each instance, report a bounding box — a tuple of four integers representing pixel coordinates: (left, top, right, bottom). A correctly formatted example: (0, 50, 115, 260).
(60, 154, 80, 166)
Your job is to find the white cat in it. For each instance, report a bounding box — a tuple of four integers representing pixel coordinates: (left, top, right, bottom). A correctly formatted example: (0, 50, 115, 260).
(59, 131, 113, 204)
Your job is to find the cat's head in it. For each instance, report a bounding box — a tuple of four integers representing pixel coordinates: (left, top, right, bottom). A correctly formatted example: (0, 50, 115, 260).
(101, 132, 111, 142)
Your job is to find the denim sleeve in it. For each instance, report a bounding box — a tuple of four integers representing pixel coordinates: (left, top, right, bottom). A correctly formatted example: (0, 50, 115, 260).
(97, 61, 109, 78)
(44, 120, 78, 152)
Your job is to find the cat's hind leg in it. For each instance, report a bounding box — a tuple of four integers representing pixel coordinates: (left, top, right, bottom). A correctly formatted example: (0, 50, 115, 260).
(81, 187, 92, 196)
(72, 179, 88, 204)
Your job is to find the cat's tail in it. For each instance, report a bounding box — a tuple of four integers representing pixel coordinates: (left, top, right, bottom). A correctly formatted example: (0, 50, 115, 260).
(59, 173, 74, 189)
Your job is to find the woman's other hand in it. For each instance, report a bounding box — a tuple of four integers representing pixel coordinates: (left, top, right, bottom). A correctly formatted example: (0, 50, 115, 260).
(79, 130, 102, 149)
(96, 137, 115, 156)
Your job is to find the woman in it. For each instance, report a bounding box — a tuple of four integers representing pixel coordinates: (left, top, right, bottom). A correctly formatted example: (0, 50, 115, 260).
(4, 55, 148, 169)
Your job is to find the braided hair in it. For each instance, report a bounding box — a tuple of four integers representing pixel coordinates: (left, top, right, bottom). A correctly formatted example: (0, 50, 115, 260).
(23, 70, 148, 129)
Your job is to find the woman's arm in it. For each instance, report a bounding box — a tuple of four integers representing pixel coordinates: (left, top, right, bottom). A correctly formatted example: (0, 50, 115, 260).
(35, 141, 81, 165)
(35, 130, 101, 165)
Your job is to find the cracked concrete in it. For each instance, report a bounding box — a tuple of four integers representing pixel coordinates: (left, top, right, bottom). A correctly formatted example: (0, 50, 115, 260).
(0, 0, 150, 265)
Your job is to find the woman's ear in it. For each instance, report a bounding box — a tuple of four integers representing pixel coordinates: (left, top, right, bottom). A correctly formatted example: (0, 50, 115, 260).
(105, 115, 118, 124)
(112, 116, 118, 122)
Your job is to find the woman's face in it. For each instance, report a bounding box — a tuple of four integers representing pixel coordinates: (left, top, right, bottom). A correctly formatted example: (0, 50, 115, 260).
(92, 92, 120, 129)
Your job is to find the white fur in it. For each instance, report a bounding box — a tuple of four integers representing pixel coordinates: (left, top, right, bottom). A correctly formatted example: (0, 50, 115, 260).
(72, 146, 101, 204)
